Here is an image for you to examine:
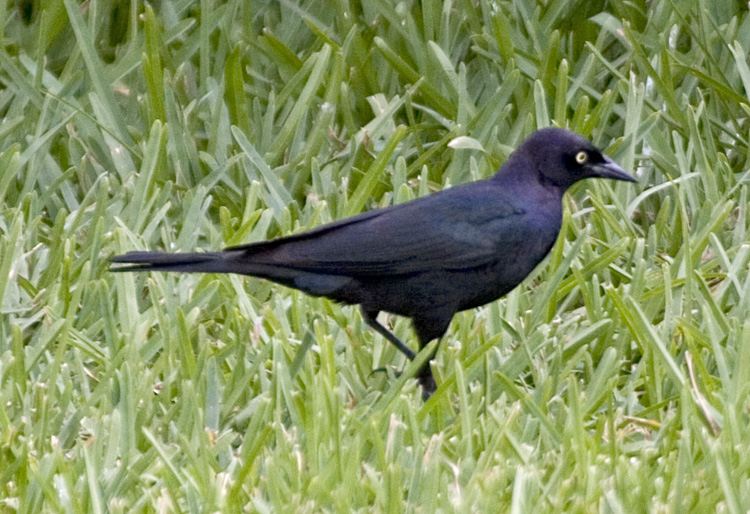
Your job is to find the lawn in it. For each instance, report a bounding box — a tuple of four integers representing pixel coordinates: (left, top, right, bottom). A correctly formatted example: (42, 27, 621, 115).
(2, 0, 750, 511)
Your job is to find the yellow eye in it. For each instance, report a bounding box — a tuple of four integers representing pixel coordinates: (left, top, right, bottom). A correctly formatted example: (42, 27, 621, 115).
(575, 151, 588, 164)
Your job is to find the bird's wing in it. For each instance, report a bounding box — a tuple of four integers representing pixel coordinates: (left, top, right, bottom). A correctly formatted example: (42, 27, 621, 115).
(226, 183, 527, 276)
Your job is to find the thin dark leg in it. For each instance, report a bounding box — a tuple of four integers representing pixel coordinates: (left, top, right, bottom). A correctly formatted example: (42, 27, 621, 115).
(361, 308, 416, 360)
(417, 362, 437, 399)
(412, 313, 453, 400)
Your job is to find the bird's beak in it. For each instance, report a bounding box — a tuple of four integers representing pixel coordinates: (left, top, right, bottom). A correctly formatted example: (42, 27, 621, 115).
(589, 156, 637, 183)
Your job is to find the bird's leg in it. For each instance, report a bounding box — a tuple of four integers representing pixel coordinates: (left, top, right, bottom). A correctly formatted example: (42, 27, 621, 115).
(413, 345, 440, 399)
(361, 308, 416, 360)
(417, 365, 437, 400)
(412, 314, 452, 400)
(362, 308, 442, 400)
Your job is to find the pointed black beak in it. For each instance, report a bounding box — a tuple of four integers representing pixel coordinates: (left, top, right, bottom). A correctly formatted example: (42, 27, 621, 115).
(589, 156, 637, 183)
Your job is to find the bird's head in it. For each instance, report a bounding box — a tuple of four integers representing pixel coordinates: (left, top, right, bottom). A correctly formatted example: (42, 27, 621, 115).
(517, 127, 637, 189)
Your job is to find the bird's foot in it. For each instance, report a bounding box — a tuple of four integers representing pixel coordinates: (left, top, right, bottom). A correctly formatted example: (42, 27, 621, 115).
(370, 365, 436, 400)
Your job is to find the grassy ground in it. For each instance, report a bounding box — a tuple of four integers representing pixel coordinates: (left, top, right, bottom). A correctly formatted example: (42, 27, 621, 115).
(2, 0, 750, 511)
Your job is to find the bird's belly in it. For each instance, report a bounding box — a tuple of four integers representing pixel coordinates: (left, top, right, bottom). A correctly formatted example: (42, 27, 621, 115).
(348, 257, 545, 318)
(454, 263, 531, 311)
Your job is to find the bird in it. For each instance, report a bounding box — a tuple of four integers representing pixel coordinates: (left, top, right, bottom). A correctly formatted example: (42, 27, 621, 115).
(111, 127, 636, 398)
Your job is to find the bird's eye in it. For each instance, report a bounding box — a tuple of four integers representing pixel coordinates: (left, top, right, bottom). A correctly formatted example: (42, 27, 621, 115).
(575, 151, 589, 164)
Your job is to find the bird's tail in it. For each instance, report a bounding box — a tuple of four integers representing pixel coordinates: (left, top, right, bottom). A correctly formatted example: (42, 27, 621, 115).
(109, 251, 238, 274)
(110, 248, 349, 297)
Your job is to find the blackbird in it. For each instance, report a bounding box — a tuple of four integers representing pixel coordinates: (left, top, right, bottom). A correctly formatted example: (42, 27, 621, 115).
(111, 127, 636, 397)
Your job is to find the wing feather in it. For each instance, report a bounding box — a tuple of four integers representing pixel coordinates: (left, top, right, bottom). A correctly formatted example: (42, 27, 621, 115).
(227, 182, 524, 276)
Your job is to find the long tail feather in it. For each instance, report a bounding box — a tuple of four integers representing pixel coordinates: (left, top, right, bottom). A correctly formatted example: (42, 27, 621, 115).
(109, 251, 233, 274)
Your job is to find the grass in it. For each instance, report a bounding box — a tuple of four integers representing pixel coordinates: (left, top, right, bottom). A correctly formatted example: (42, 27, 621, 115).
(2, 0, 750, 511)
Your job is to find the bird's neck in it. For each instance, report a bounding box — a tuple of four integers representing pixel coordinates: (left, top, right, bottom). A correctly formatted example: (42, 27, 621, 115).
(492, 153, 565, 197)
